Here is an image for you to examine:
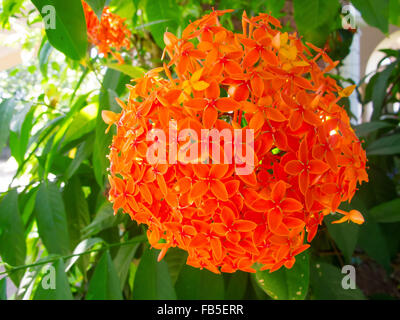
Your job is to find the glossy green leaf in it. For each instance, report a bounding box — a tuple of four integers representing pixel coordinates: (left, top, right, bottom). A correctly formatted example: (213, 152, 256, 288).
(133, 247, 176, 300)
(33, 259, 73, 300)
(0, 98, 16, 154)
(369, 198, 400, 223)
(352, 0, 389, 34)
(175, 265, 224, 300)
(86, 250, 123, 300)
(310, 261, 365, 300)
(35, 182, 70, 255)
(0, 190, 26, 267)
(255, 251, 310, 300)
(31, 0, 88, 60)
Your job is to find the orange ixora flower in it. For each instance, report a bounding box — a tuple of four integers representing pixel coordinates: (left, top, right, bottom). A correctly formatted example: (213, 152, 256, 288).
(82, 1, 131, 63)
(103, 10, 368, 274)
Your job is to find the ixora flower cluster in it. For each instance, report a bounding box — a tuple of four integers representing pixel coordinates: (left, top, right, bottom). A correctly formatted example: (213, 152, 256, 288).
(103, 10, 368, 274)
(82, 1, 131, 64)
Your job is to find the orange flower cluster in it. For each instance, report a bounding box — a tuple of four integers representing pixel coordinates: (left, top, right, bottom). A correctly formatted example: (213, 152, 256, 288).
(104, 10, 368, 273)
(82, 1, 131, 63)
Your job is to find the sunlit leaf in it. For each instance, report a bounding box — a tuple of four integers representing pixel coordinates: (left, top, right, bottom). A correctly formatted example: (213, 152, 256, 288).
(31, 0, 88, 60)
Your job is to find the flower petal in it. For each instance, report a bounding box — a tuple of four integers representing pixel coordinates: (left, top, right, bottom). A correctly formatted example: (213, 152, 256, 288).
(280, 198, 303, 212)
(210, 179, 229, 201)
(284, 160, 303, 175)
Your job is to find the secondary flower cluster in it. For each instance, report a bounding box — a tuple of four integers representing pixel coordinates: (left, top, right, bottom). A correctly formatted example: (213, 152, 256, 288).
(104, 10, 368, 273)
(82, 1, 131, 63)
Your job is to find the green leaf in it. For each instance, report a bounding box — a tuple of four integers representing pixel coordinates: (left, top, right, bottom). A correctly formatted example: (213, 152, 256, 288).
(367, 133, 400, 155)
(310, 261, 365, 300)
(133, 247, 176, 300)
(264, 0, 286, 17)
(85, 0, 106, 20)
(65, 237, 104, 271)
(113, 242, 139, 290)
(371, 62, 396, 120)
(19, 187, 38, 238)
(175, 265, 225, 300)
(369, 198, 400, 223)
(293, 0, 340, 32)
(9, 104, 35, 165)
(86, 250, 123, 300)
(358, 215, 391, 272)
(0, 278, 6, 300)
(255, 251, 310, 300)
(64, 133, 94, 180)
(0, 190, 26, 267)
(144, 0, 181, 48)
(0, 0, 24, 28)
(62, 176, 90, 249)
(35, 182, 70, 255)
(390, 0, 400, 26)
(31, 0, 88, 60)
(82, 202, 123, 238)
(105, 63, 145, 79)
(93, 68, 129, 187)
(225, 271, 248, 300)
(42, 94, 90, 177)
(61, 104, 97, 144)
(324, 213, 359, 262)
(352, 0, 389, 34)
(33, 259, 73, 300)
(163, 247, 188, 285)
(0, 98, 16, 154)
(353, 121, 395, 137)
(38, 39, 53, 77)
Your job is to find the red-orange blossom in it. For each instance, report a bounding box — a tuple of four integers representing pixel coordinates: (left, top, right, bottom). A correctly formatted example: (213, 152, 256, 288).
(103, 10, 368, 274)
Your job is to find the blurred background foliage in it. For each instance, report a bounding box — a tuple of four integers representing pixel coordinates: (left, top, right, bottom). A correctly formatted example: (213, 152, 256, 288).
(0, 0, 399, 300)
